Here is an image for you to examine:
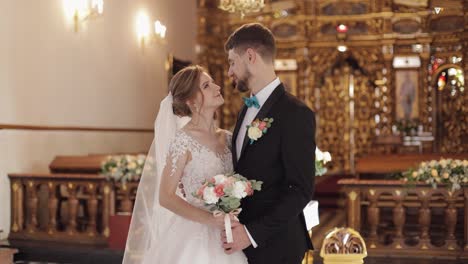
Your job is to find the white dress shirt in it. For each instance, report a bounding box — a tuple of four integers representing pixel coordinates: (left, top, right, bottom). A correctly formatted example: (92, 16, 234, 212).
(236, 77, 281, 161)
(235, 77, 281, 248)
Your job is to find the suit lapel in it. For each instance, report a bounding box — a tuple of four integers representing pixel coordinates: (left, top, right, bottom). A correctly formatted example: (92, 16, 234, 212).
(239, 84, 286, 160)
(232, 105, 248, 168)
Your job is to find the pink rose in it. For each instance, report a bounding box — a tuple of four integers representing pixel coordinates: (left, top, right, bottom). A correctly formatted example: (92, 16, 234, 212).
(245, 182, 253, 196)
(258, 122, 267, 130)
(197, 186, 205, 197)
(214, 184, 225, 197)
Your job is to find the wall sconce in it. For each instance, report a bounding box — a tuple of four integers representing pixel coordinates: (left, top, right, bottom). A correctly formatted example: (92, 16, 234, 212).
(63, 0, 104, 32)
(136, 11, 167, 49)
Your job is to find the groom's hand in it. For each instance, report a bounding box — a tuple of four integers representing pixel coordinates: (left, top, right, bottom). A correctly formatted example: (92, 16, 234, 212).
(221, 224, 251, 254)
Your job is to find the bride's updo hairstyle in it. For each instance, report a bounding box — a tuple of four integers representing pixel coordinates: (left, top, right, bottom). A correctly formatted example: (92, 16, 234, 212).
(169, 65, 206, 117)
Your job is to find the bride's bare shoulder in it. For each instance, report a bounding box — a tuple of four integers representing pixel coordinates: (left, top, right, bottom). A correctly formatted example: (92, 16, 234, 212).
(216, 128, 232, 137)
(216, 128, 232, 135)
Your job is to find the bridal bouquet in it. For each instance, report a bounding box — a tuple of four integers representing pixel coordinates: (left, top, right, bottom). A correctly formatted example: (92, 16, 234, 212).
(193, 173, 262, 242)
(315, 147, 332, 176)
(193, 173, 263, 212)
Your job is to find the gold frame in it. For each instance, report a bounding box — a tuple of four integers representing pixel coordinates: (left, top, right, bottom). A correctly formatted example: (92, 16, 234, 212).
(395, 70, 419, 120)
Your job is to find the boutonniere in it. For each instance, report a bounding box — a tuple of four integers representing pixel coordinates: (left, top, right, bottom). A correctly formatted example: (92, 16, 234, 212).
(246, 118, 274, 145)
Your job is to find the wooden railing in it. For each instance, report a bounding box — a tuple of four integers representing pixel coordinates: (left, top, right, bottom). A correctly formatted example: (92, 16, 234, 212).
(8, 153, 143, 246)
(339, 179, 468, 258)
(8, 173, 113, 245)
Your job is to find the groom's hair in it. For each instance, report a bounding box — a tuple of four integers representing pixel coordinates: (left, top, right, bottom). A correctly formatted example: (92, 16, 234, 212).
(224, 23, 276, 64)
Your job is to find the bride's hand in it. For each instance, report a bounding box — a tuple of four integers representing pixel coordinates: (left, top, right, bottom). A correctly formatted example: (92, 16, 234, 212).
(210, 214, 241, 229)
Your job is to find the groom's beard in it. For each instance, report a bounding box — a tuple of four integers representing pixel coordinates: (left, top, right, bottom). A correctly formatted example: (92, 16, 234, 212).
(235, 70, 251, 93)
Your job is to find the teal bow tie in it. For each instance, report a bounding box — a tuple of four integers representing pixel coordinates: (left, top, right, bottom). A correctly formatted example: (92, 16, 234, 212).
(243, 96, 260, 109)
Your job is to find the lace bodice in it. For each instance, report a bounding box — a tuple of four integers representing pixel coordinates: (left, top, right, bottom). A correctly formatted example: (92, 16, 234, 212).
(167, 130, 233, 209)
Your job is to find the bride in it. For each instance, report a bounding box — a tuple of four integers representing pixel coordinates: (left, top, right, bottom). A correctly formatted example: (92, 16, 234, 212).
(122, 65, 248, 264)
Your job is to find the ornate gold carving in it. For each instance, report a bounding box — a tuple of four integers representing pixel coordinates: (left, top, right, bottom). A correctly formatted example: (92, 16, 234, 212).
(369, 189, 375, 195)
(395, 190, 401, 196)
(321, 227, 367, 254)
(12, 182, 19, 191)
(349, 191, 358, 201)
(198, 0, 467, 170)
(12, 223, 19, 232)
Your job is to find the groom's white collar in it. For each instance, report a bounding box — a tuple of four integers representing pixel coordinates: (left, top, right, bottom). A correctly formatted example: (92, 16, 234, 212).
(250, 77, 280, 108)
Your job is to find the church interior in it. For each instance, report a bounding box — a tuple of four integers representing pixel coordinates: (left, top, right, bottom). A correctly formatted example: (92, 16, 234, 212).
(0, 0, 467, 263)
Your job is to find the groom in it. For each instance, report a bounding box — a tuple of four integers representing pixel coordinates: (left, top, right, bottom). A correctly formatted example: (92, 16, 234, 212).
(222, 23, 316, 264)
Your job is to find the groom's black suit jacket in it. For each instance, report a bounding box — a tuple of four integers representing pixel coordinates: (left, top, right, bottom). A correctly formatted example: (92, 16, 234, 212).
(232, 84, 316, 264)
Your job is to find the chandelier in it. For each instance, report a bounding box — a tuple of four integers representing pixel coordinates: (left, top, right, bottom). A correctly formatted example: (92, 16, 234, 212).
(218, 0, 265, 18)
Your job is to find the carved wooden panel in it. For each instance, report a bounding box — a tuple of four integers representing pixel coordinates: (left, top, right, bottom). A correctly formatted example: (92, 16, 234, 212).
(197, 0, 468, 171)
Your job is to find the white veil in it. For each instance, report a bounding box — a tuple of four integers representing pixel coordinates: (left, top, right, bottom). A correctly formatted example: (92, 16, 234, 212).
(122, 94, 190, 264)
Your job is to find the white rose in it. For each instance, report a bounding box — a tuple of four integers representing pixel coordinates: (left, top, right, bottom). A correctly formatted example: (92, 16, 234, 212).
(248, 127, 263, 141)
(440, 159, 447, 168)
(213, 174, 227, 185)
(137, 155, 145, 165)
(232, 181, 248, 199)
(128, 162, 137, 169)
(203, 187, 219, 204)
(323, 152, 332, 163)
(315, 148, 324, 161)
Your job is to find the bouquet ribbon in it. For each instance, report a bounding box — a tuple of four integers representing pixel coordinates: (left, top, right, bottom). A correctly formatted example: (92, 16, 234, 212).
(214, 208, 242, 243)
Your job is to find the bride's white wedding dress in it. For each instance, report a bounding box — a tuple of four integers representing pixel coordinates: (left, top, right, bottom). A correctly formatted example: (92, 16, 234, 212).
(152, 130, 248, 264)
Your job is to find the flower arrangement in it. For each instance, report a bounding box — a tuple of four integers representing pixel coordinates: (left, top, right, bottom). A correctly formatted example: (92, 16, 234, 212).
(401, 159, 468, 191)
(193, 173, 263, 213)
(246, 118, 274, 144)
(193, 172, 262, 243)
(315, 147, 332, 176)
(393, 118, 420, 135)
(101, 154, 146, 183)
